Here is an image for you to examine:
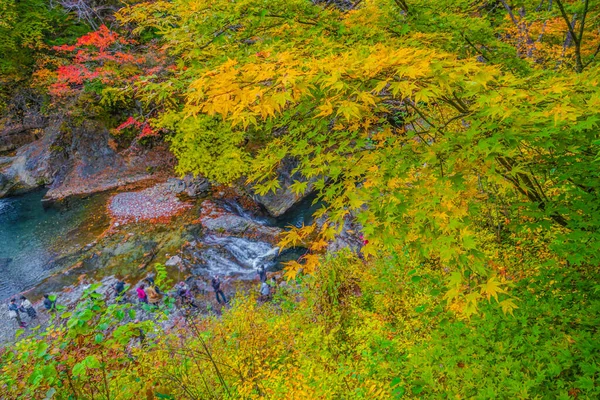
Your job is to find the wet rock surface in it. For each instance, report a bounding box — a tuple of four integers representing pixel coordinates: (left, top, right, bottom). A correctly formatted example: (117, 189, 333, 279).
(0, 156, 321, 345)
(0, 273, 261, 346)
(44, 121, 174, 201)
(0, 121, 62, 197)
(0, 119, 174, 200)
(199, 200, 282, 243)
(166, 175, 211, 198)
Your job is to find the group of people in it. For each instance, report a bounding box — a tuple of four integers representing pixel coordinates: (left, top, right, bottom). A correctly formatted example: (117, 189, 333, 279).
(9, 267, 277, 329)
(7, 294, 56, 328)
(135, 281, 162, 306)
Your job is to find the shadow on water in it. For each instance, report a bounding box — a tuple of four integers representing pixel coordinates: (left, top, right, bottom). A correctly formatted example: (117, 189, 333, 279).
(0, 189, 110, 301)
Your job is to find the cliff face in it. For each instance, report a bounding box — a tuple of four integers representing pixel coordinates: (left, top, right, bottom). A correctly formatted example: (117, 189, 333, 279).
(0, 115, 173, 200)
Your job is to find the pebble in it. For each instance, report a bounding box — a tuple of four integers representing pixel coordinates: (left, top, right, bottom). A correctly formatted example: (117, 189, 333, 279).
(108, 183, 192, 224)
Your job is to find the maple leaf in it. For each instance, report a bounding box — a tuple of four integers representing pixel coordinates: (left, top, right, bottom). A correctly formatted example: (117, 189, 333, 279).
(480, 276, 507, 302)
(499, 298, 519, 316)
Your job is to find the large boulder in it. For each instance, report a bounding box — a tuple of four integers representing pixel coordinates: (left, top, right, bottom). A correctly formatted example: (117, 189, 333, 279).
(166, 174, 211, 198)
(0, 122, 62, 197)
(0, 95, 48, 154)
(0, 118, 174, 200)
(44, 120, 173, 200)
(199, 200, 282, 243)
(250, 157, 315, 217)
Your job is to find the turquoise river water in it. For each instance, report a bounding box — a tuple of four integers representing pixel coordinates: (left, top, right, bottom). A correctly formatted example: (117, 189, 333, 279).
(0, 190, 108, 301)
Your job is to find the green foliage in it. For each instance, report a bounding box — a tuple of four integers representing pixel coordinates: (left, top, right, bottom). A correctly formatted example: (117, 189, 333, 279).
(3, 252, 598, 398)
(410, 265, 600, 398)
(115, 0, 600, 300)
(162, 113, 251, 183)
(2, 0, 600, 398)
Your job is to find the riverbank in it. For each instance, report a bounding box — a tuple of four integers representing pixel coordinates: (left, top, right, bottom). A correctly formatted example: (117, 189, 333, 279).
(0, 270, 281, 345)
(0, 179, 320, 345)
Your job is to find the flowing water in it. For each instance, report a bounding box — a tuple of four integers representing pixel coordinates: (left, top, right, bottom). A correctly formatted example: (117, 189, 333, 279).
(196, 195, 319, 278)
(0, 190, 109, 301)
(0, 188, 317, 300)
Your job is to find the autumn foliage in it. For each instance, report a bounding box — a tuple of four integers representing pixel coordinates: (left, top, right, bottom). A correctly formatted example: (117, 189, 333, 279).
(2, 0, 600, 398)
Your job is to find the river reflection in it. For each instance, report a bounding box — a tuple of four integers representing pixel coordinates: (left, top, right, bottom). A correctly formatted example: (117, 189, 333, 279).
(0, 190, 108, 300)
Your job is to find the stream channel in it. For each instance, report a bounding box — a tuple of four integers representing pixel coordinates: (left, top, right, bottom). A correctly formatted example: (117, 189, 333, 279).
(0, 189, 318, 301)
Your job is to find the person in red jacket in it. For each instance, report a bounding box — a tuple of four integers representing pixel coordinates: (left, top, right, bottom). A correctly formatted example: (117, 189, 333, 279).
(136, 285, 148, 304)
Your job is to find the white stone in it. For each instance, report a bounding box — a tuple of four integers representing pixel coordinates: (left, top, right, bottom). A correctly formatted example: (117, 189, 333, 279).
(165, 255, 182, 267)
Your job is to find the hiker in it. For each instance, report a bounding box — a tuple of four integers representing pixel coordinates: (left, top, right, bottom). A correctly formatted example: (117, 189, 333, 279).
(19, 296, 36, 319)
(145, 275, 162, 294)
(8, 298, 26, 328)
(259, 281, 271, 302)
(115, 280, 127, 298)
(177, 282, 198, 309)
(211, 276, 227, 304)
(137, 285, 148, 304)
(43, 294, 56, 312)
(145, 284, 161, 306)
(257, 265, 268, 283)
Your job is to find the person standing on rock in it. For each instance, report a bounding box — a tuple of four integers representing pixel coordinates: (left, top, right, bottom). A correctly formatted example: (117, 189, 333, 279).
(211, 276, 227, 305)
(19, 296, 36, 319)
(257, 265, 268, 283)
(8, 298, 26, 328)
(43, 294, 56, 312)
(259, 281, 271, 303)
(145, 276, 162, 295)
(115, 280, 127, 301)
(145, 284, 161, 307)
(137, 285, 148, 304)
(177, 282, 198, 309)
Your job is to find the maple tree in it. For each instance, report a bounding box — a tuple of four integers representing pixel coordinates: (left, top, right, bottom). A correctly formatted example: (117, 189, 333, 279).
(2, 0, 600, 398)
(114, 0, 600, 314)
(0, 0, 88, 109)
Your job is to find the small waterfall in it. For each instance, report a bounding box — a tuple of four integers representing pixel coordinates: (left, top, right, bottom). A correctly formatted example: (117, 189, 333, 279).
(199, 247, 251, 275)
(199, 235, 280, 277)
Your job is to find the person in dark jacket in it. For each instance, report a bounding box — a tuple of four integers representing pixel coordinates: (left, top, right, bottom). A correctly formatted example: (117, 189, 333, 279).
(8, 298, 26, 328)
(177, 282, 198, 309)
(257, 265, 268, 283)
(9, 298, 26, 327)
(115, 281, 126, 297)
(43, 294, 56, 312)
(211, 276, 227, 304)
(19, 296, 36, 319)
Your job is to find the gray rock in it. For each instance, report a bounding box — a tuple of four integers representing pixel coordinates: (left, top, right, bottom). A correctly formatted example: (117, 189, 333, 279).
(165, 255, 182, 267)
(319, 213, 365, 255)
(166, 175, 211, 198)
(203, 213, 281, 241)
(200, 200, 282, 243)
(0, 122, 61, 197)
(250, 157, 315, 217)
(166, 178, 186, 194)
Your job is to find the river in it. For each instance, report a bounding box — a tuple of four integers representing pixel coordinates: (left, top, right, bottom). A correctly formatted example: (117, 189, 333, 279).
(0, 190, 109, 301)
(0, 188, 317, 301)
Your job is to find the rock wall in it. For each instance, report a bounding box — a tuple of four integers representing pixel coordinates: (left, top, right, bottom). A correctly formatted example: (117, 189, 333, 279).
(0, 118, 173, 199)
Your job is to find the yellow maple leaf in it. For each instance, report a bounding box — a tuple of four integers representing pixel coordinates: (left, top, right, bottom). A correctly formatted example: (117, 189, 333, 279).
(480, 276, 507, 302)
(499, 298, 519, 316)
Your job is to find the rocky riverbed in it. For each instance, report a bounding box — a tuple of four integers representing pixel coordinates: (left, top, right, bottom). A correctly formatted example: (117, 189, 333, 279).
(0, 173, 327, 344)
